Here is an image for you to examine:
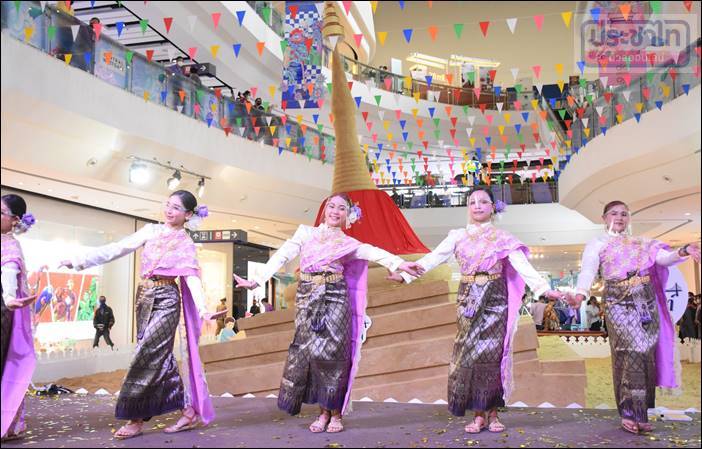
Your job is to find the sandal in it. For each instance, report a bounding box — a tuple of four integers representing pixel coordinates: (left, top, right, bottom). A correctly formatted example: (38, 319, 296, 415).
(464, 415, 486, 433)
(1, 431, 25, 442)
(637, 422, 653, 433)
(620, 419, 639, 435)
(326, 415, 344, 433)
(309, 412, 330, 433)
(488, 411, 506, 433)
(164, 408, 200, 434)
(114, 421, 143, 440)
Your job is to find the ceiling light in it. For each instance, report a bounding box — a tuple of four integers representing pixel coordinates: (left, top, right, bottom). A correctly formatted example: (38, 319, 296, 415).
(129, 160, 150, 185)
(167, 170, 182, 190)
(197, 177, 206, 198)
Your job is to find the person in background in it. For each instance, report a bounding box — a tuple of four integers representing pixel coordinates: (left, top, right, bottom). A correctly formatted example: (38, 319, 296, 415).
(92, 295, 115, 349)
(254, 98, 265, 111)
(218, 317, 238, 342)
(678, 293, 698, 342)
(585, 296, 602, 331)
(261, 298, 273, 312)
(531, 296, 547, 331)
(249, 298, 261, 316)
(214, 298, 227, 336)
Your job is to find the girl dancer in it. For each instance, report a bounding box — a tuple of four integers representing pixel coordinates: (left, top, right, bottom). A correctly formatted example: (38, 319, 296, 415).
(234, 193, 424, 433)
(390, 186, 565, 433)
(1, 194, 38, 442)
(59, 190, 225, 439)
(572, 200, 700, 434)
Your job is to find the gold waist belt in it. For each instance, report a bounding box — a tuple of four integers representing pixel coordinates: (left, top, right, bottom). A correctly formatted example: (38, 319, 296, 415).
(609, 275, 651, 288)
(140, 278, 177, 289)
(299, 272, 344, 284)
(460, 272, 502, 286)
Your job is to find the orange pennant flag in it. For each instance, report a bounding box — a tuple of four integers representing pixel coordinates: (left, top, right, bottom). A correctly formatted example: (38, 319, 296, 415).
(427, 26, 438, 41)
(256, 41, 265, 56)
(104, 51, 112, 65)
(178, 90, 186, 103)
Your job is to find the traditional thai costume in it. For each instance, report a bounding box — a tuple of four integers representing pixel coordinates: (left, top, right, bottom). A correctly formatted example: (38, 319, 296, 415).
(576, 232, 684, 423)
(1, 233, 35, 438)
(70, 223, 214, 423)
(403, 222, 550, 416)
(252, 223, 405, 415)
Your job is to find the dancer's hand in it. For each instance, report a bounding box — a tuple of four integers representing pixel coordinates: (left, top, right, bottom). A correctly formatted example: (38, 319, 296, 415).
(5, 294, 38, 311)
(386, 270, 404, 283)
(233, 274, 258, 290)
(563, 292, 585, 309)
(58, 260, 74, 270)
(398, 261, 425, 277)
(684, 243, 700, 263)
(202, 309, 228, 321)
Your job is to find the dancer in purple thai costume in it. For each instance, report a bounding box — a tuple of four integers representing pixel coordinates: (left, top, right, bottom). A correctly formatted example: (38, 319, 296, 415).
(571, 200, 700, 435)
(234, 193, 424, 433)
(59, 190, 226, 440)
(389, 187, 565, 434)
(1, 194, 39, 442)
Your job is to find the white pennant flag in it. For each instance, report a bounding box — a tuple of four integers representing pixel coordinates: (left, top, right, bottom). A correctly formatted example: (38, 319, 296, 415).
(467, 116, 476, 126)
(621, 90, 632, 101)
(534, 82, 543, 94)
(71, 25, 80, 41)
(595, 106, 604, 116)
(581, 118, 589, 128)
(40, 1, 47, 11)
(599, 76, 608, 88)
(239, 127, 246, 136)
(511, 68, 519, 81)
(506, 18, 518, 34)
(378, 110, 385, 120)
(466, 127, 473, 137)
(496, 102, 504, 112)
(187, 15, 197, 32)
(265, 116, 273, 126)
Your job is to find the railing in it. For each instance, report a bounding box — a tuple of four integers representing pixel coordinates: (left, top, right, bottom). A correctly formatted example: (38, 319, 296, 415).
(1, 2, 336, 163)
(378, 180, 559, 208)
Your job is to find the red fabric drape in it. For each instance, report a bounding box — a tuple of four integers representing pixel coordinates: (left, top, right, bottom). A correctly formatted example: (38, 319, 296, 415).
(314, 189, 429, 255)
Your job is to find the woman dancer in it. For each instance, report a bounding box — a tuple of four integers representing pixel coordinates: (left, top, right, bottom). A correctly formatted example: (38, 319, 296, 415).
(234, 193, 424, 433)
(390, 186, 565, 433)
(59, 190, 225, 440)
(1, 194, 38, 442)
(571, 200, 700, 434)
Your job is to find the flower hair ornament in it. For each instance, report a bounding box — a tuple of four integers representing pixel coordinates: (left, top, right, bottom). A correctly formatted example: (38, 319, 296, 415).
(184, 205, 209, 231)
(345, 203, 363, 229)
(494, 200, 507, 214)
(14, 213, 36, 234)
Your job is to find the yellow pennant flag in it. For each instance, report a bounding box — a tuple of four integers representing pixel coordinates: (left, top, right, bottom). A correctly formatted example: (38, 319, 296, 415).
(413, 92, 420, 103)
(531, 99, 539, 110)
(383, 120, 390, 130)
(270, 125, 276, 135)
(285, 137, 292, 147)
(635, 102, 644, 113)
(363, 143, 369, 154)
(210, 45, 220, 58)
(555, 63, 563, 76)
(561, 11, 572, 28)
(565, 140, 571, 148)
(616, 114, 623, 123)
(387, 132, 393, 141)
(404, 76, 412, 89)
(411, 108, 419, 118)
(64, 53, 73, 65)
(660, 83, 670, 97)
(296, 114, 303, 123)
(469, 137, 476, 147)
(377, 31, 388, 46)
(143, 91, 150, 101)
(370, 1, 378, 14)
(503, 113, 511, 124)
(211, 103, 217, 112)
(498, 125, 505, 135)
(557, 80, 565, 93)
(583, 128, 591, 137)
(269, 85, 276, 98)
(24, 26, 34, 41)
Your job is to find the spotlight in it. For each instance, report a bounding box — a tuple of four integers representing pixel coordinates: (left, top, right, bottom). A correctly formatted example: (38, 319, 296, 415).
(129, 160, 150, 185)
(167, 170, 182, 190)
(197, 177, 206, 198)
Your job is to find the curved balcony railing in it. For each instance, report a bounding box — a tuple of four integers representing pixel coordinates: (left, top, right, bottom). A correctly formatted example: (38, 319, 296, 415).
(1, 2, 336, 164)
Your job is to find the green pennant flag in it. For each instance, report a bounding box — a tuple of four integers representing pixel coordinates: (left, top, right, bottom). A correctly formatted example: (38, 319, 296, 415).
(585, 94, 593, 103)
(139, 19, 149, 34)
(236, 117, 242, 126)
(196, 90, 205, 103)
(433, 129, 441, 139)
(374, 95, 382, 106)
(557, 109, 567, 119)
(646, 71, 655, 83)
(407, 142, 414, 150)
(262, 6, 271, 23)
(263, 101, 270, 109)
(310, 50, 321, 66)
(13, 1, 20, 14)
(517, 134, 524, 143)
(547, 121, 555, 131)
(623, 55, 631, 70)
(433, 118, 441, 128)
(650, 0, 661, 14)
(579, 78, 587, 88)
(48, 25, 56, 41)
(466, 71, 475, 84)
(514, 84, 522, 94)
(505, 144, 511, 152)
(327, 82, 333, 94)
(317, 124, 324, 132)
(453, 23, 464, 39)
(125, 50, 134, 64)
(280, 39, 288, 53)
(462, 105, 469, 115)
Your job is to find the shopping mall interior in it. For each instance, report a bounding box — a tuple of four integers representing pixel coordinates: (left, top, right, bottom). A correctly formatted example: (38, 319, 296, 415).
(1, 1, 700, 447)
